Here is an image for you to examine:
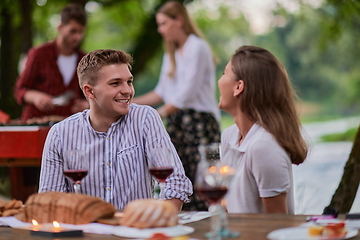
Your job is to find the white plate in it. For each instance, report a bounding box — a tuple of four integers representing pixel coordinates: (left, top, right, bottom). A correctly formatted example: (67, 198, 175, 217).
(267, 227, 358, 240)
(112, 225, 194, 238)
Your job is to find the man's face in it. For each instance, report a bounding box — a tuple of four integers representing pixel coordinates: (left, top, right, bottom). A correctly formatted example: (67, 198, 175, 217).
(89, 64, 134, 120)
(58, 20, 85, 50)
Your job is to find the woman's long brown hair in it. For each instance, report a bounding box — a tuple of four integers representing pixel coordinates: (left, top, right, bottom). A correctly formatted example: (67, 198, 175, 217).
(231, 45, 307, 165)
(157, 1, 205, 78)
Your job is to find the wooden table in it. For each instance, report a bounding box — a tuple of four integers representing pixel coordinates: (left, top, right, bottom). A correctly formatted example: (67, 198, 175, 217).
(0, 213, 359, 240)
(0, 126, 50, 202)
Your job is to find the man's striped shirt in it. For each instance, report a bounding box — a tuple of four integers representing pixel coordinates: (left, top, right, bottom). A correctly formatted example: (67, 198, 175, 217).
(38, 104, 192, 209)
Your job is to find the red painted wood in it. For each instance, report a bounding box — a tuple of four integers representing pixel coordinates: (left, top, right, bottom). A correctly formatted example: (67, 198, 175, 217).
(0, 126, 50, 158)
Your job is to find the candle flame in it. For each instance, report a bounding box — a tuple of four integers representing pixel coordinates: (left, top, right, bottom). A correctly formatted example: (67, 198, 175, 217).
(53, 221, 60, 228)
(32, 219, 39, 226)
(220, 166, 230, 174)
(209, 166, 217, 173)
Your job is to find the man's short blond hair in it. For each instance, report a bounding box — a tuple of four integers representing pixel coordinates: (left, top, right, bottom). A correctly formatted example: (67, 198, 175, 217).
(77, 49, 133, 89)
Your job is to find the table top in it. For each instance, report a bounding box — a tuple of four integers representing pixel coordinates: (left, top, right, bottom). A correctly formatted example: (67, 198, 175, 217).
(0, 213, 359, 240)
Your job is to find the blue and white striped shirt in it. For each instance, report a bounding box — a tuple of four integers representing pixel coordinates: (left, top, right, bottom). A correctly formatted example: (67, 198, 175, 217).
(38, 104, 192, 209)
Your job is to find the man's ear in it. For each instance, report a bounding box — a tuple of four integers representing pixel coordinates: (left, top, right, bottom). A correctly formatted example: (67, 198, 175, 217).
(83, 84, 95, 99)
(234, 80, 244, 97)
(57, 23, 63, 33)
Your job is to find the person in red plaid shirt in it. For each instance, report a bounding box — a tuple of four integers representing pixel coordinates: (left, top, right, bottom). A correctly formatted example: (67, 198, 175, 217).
(14, 3, 89, 122)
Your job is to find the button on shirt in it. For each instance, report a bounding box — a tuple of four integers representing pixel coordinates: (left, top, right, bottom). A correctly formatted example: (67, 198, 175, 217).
(38, 104, 193, 209)
(221, 123, 295, 214)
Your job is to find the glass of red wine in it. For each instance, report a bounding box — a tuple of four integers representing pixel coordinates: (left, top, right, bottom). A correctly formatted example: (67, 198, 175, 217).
(63, 149, 88, 194)
(148, 147, 175, 200)
(197, 143, 239, 239)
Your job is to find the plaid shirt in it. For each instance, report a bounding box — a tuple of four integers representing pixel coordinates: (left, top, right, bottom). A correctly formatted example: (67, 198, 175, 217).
(14, 40, 86, 121)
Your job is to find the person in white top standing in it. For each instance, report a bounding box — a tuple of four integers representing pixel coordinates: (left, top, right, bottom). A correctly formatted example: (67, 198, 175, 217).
(133, 1, 220, 211)
(218, 46, 308, 213)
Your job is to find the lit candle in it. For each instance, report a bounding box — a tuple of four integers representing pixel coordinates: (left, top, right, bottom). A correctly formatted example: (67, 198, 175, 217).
(32, 219, 40, 231)
(30, 220, 83, 237)
(52, 221, 61, 232)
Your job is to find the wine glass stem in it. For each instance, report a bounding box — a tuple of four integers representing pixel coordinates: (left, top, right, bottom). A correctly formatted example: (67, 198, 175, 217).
(73, 181, 81, 194)
(218, 205, 240, 238)
(220, 205, 228, 231)
(159, 182, 165, 200)
(208, 203, 221, 240)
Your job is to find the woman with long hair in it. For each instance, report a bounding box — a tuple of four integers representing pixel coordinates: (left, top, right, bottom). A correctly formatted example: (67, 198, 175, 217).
(219, 45, 308, 213)
(133, 1, 220, 211)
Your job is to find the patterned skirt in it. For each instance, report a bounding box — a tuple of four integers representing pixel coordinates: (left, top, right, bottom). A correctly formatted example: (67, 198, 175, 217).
(166, 109, 221, 211)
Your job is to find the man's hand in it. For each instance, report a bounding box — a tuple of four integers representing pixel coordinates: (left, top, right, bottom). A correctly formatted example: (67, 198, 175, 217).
(24, 90, 55, 112)
(71, 99, 89, 113)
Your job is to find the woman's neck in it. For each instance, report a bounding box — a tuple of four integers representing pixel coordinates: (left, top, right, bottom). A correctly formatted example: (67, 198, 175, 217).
(175, 32, 189, 52)
(234, 111, 255, 145)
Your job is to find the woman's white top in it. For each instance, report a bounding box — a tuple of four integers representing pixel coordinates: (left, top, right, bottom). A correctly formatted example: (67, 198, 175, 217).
(221, 123, 295, 213)
(155, 34, 220, 122)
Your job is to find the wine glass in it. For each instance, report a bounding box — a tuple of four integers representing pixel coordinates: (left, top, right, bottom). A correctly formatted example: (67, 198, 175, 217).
(198, 143, 240, 239)
(148, 147, 175, 200)
(63, 149, 88, 194)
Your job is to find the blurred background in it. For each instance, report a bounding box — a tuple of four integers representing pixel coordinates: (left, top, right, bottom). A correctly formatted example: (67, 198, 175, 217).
(0, 0, 359, 214)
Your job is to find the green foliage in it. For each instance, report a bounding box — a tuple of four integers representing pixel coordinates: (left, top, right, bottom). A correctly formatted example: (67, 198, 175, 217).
(1, 0, 360, 120)
(253, 3, 360, 117)
(321, 127, 358, 142)
(83, 1, 150, 51)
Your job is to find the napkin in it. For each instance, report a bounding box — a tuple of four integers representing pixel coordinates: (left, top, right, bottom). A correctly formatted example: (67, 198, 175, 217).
(0, 216, 30, 228)
(0, 216, 116, 234)
(0, 211, 211, 235)
(178, 211, 212, 224)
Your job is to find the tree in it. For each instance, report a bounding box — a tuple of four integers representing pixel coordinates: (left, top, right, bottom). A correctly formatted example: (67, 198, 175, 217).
(322, 0, 360, 213)
(0, 0, 175, 118)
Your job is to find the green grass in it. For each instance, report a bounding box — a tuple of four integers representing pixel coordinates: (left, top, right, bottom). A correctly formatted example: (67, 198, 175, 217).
(320, 127, 358, 142)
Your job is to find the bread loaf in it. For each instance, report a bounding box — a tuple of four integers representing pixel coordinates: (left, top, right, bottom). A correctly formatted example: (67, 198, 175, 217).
(16, 192, 116, 224)
(121, 199, 178, 229)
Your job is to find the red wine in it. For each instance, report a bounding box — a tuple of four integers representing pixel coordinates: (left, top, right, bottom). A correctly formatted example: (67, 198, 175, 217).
(64, 170, 88, 181)
(149, 167, 174, 182)
(197, 187, 228, 204)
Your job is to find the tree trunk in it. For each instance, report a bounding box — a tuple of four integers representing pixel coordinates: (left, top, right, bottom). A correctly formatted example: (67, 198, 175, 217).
(0, 1, 22, 118)
(329, 125, 360, 213)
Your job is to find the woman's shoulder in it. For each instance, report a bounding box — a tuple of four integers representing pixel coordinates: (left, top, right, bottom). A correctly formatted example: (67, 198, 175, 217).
(248, 126, 288, 158)
(221, 124, 238, 143)
(223, 124, 238, 135)
(186, 34, 210, 51)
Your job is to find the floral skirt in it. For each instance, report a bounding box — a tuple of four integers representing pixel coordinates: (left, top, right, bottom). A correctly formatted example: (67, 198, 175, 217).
(166, 109, 220, 211)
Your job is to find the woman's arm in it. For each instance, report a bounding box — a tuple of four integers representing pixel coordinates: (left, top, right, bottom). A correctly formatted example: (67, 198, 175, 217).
(133, 91, 163, 106)
(261, 192, 288, 213)
(157, 104, 179, 118)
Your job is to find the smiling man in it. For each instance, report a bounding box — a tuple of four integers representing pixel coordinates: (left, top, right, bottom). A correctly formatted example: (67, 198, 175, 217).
(38, 49, 192, 210)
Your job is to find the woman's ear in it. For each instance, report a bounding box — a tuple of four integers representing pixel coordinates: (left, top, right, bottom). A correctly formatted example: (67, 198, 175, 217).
(175, 15, 184, 27)
(233, 80, 244, 97)
(83, 84, 95, 99)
